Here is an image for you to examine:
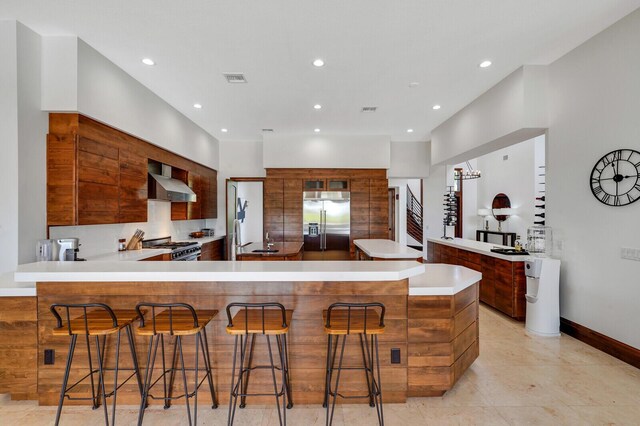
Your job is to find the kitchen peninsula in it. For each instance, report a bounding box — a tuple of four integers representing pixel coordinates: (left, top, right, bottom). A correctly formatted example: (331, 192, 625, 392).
(7, 260, 481, 405)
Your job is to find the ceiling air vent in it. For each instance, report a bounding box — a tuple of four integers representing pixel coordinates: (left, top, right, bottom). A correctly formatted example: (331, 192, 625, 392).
(223, 73, 247, 83)
(262, 129, 274, 133)
(361, 106, 377, 113)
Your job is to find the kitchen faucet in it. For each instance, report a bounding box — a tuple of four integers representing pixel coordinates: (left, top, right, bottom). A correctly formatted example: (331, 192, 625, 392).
(266, 231, 274, 249)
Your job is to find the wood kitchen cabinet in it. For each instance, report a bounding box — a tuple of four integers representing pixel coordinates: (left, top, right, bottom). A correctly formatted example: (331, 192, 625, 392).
(263, 178, 284, 243)
(47, 113, 217, 227)
(266, 169, 388, 253)
(200, 239, 224, 260)
(426, 240, 526, 320)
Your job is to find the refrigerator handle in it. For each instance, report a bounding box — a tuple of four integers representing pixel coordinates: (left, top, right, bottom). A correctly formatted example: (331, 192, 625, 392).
(322, 210, 327, 250)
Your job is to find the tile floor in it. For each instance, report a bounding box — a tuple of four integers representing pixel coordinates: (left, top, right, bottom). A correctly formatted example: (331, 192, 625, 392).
(2, 305, 639, 425)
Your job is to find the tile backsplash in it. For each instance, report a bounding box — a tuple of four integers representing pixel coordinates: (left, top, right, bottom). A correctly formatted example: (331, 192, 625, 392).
(49, 201, 218, 258)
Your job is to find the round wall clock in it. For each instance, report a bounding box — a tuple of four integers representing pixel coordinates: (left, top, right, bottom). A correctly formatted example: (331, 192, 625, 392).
(590, 149, 640, 206)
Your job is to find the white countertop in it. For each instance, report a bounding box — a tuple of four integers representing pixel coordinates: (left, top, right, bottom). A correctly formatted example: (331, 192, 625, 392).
(87, 235, 225, 262)
(427, 237, 532, 262)
(409, 264, 482, 296)
(14, 260, 425, 283)
(354, 239, 423, 259)
(0, 287, 36, 297)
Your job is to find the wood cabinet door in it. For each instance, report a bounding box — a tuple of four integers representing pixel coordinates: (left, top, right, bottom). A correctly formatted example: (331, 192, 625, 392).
(327, 178, 350, 191)
(201, 170, 217, 219)
(480, 255, 496, 306)
(118, 147, 148, 223)
(494, 259, 514, 316)
(77, 137, 120, 225)
(369, 178, 389, 239)
(187, 173, 202, 220)
(47, 134, 77, 226)
(283, 179, 303, 242)
(350, 179, 370, 256)
(263, 178, 284, 242)
(303, 179, 326, 191)
(170, 168, 189, 221)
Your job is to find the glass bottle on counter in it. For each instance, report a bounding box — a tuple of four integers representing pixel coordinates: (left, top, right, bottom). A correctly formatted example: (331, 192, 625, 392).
(118, 238, 127, 252)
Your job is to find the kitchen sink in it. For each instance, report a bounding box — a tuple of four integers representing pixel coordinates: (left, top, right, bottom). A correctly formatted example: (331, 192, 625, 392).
(252, 249, 279, 253)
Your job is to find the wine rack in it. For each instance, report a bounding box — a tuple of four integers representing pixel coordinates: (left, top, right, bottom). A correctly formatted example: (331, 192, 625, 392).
(442, 186, 457, 240)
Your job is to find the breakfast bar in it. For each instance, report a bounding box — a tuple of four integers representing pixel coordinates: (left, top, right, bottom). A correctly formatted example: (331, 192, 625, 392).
(6, 260, 480, 407)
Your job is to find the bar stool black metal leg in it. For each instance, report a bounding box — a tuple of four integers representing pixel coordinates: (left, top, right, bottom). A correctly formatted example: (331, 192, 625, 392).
(138, 334, 159, 426)
(165, 335, 179, 409)
(373, 335, 384, 425)
(160, 334, 169, 409)
(111, 328, 122, 425)
(228, 335, 241, 426)
(126, 325, 144, 399)
(176, 335, 192, 426)
(239, 333, 255, 409)
(84, 334, 99, 410)
(276, 335, 288, 423)
(200, 329, 218, 409)
(55, 334, 77, 426)
(194, 331, 200, 426)
(359, 334, 375, 407)
(283, 334, 293, 408)
(266, 335, 284, 426)
(95, 335, 110, 425)
(327, 335, 347, 426)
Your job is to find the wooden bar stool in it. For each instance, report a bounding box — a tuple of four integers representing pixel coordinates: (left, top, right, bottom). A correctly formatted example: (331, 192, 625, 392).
(135, 303, 218, 426)
(323, 302, 385, 426)
(225, 302, 293, 426)
(50, 303, 144, 426)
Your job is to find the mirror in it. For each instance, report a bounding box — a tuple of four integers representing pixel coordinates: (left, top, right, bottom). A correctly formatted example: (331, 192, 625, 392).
(492, 193, 511, 222)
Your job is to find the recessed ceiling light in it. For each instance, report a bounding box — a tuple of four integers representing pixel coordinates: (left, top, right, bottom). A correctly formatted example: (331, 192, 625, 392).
(314, 128, 320, 133)
(193, 103, 202, 109)
(409, 82, 420, 88)
(312, 59, 325, 67)
(313, 104, 322, 110)
(407, 129, 414, 133)
(142, 58, 155, 66)
(221, 128, 228, 133)
(432, 105, 441, 110)
(479, 60, 492, 68)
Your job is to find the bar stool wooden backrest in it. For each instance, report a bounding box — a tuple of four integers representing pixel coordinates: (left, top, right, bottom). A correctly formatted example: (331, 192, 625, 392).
(50, 303, 118, 335)
(325, 302, 386, 334)
(225, 302, 288, 334)
(135, 302, 199, 335)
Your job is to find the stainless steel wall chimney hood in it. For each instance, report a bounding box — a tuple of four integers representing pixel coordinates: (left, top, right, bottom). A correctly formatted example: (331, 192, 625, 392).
(148, 163, 196, 202)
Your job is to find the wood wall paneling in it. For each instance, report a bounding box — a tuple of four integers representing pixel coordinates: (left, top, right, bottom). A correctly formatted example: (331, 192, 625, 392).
(263, 178, 284, 243)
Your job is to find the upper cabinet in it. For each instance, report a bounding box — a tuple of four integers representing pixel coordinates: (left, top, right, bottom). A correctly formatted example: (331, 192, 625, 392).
(47, 113, 217, 226)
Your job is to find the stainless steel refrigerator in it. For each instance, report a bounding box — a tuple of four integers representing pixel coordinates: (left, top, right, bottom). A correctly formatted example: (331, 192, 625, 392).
(303, 191, 350, 259)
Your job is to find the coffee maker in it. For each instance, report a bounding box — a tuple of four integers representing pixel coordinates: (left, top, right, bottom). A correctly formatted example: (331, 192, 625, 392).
(53, 238, 85, 261)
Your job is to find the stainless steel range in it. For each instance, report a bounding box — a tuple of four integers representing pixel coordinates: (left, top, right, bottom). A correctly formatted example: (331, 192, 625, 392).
(142, 237, 201, 261)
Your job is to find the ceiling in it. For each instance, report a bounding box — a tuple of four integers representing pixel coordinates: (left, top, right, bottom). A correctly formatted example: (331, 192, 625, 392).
(2, 1, 640, 142)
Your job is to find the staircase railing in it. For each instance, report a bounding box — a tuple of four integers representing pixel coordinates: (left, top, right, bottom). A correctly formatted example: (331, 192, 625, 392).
(406, 185, 423, 243)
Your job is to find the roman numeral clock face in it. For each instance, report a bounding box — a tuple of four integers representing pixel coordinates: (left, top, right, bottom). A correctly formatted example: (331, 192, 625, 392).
(590, 149, 640, 206)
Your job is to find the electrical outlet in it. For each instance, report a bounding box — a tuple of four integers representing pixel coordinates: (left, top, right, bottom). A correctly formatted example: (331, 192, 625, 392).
(621, 247, 640, 262)
(390, 348, 401, 364)
(503, 155, 509, 161)
(555, 240, 564, 251)
(44, 349, 55, 365)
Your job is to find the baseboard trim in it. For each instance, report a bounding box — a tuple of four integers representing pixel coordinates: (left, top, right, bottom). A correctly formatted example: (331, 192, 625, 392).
(560, 317, 640, 369)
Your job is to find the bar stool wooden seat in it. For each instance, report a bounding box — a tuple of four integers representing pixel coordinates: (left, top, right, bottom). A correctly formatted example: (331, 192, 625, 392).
(50, 303, 144, 426)
(135, 303, 218, 426)
(323, 302, 386, 426)
(226, 302, 293, 426)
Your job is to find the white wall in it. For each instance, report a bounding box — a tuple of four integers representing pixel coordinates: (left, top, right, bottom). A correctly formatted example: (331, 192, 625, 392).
(217, 140, 265, 236)
(473, 137, 541, 242)
(389, 141, 430, 178)
(422, 164, 448, 256)
(236, 182, 264, 244)
(40, 37, 220, 171)
(263, 135, 390, 169)
(388, 179, 407, 246)
(17, 23, 48, 265)
(0, 21, 20, 286)
(431, 66, 548, 165)
(547, 9, 640, 348)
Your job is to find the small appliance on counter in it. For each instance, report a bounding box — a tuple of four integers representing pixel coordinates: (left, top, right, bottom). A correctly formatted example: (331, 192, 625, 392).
(201, 228, 215, 237)
(52, 238, 86, 261)
(189, 231, 205, 238)
(527, 225, 553, 256)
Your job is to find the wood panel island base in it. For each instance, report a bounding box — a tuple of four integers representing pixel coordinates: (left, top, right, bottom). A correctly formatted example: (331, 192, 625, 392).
(7, 261, 480, 408)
